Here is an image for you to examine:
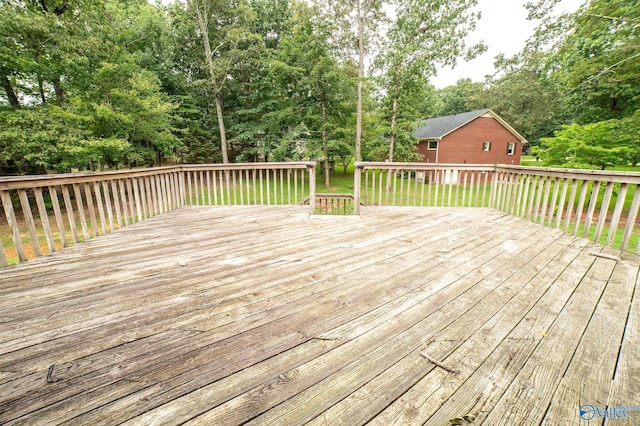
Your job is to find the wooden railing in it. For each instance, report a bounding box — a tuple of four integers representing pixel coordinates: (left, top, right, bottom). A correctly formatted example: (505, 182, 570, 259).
(354, 162, 640, 254)
(183, 163, 315, 209)
(2, 161, 639, 267)
(313, 194, 356, 215)
(0, 162, 316, 267)
(493, 165, 640, 254)
(353, 162, 496, 213)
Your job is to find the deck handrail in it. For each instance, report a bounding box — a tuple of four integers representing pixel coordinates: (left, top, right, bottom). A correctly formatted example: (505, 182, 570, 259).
(354, 162, 640, 254)
(0, 162, 316, 267)
(2, 161, 640, 267)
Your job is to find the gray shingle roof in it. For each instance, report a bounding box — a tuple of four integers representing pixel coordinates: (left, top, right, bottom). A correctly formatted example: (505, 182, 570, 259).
(414, 109, 491, 139)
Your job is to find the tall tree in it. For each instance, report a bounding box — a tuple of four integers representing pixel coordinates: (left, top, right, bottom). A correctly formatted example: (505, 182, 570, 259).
(269, 6, 355, 187)
(375, 0, 485, 161)
(525, 0, 639, 166)
(313, 0, 385, 162)
(434, 78, 485, 117)
(185, 0, 260, 163)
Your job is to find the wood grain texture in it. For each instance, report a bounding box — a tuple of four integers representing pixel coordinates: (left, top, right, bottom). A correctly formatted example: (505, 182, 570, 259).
(0, 206, 637, 426)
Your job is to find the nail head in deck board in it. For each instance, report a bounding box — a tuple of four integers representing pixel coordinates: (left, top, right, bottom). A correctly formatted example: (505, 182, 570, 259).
(0, 206, 638, 425)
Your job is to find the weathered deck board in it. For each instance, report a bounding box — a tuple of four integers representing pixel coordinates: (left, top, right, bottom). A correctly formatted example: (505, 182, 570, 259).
(0, 206, 637, 425)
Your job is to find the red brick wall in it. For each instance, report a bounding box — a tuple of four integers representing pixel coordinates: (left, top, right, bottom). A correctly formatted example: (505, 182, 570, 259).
(416, 117, 522, 165)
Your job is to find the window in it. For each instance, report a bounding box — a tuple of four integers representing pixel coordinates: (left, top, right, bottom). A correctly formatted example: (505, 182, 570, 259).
(427, 140, 438, 150)
(506, 142, 516, 155)
(482, 141, 492, 152)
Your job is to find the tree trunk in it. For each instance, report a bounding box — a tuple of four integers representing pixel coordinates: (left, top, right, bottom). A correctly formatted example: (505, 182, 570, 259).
(355, 0, 365, 162)
(1, 74, 20, 109)
(38, 76, 47, 104)
(53, 76, 64, 106)
(322, 95, 330, 188)
(192, 0, 230, 163)
(214, 93, 230, 163)
(388, 79, 399, 162)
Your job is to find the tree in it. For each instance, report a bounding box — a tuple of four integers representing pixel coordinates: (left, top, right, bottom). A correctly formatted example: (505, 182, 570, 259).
(268, 6, 355, 187)
(525, 0, 639, 166)
(533, 121, 631, 169)
(0, 0, 182, 173)
(374, 0, 485, 162)
(185, 0, 261, 163)
(434, 78, 485, 116)
(313, 0, 386, 162)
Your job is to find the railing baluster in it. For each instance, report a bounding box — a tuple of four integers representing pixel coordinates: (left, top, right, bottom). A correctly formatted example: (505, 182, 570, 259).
(233, 170, 238, 205)
(607, 182, 628, 247)
(0, 190, 27, 262)
(583, 181, 601, 238)
(621, 185, 640, 252)
(206, 170, 212, 205)
(18, 189, 42, 256)
(280, 169, 284, 204)
(82, 183, 98, 236)
(546, 177, 561, 227)
(118, 180, 129, 223)
(574, 180, 589, 236)
(125, 179, 137, 223)
(102, 181, 115, 232)
(594, 181, 614, 243)
(563, 179, 578, 233)
(73, 183, 90, 240)
(34, 187, 55, 252)
(49, 186, 67, 247)
(92, 182, 107, 234)
(131, 179, 143, 223)
(252, 169, 258, 205)
(420, 170, 426, 207)
(555, 178, 569, 229)
(0, 236, 7, 267)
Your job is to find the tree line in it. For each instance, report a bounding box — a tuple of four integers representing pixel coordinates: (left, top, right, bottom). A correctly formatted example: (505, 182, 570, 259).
(0, 0, 637, 181)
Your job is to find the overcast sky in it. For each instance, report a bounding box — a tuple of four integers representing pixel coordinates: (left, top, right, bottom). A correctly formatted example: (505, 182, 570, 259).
(431, 0, 584, 88)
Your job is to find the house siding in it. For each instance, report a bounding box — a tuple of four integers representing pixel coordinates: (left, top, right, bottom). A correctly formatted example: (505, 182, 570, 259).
(416, 116, 522, 165)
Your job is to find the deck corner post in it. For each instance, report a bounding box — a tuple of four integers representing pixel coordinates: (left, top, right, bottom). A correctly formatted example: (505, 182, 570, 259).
(353, 162, 362, 215)
(308, 162, 316, 214)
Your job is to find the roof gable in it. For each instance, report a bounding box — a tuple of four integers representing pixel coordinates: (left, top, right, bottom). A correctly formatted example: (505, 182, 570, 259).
(414, 109, 527, 143)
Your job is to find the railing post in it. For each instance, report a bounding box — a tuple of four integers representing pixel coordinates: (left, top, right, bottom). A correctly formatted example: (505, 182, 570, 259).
(308, 163, 316, 214)
(353, 162, 362, 215)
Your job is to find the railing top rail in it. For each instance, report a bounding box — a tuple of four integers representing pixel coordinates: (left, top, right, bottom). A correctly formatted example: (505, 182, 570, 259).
(355, 162, 497, 171)
(315, 193, 355, 199)
(182, 162, 316, 171)
(0, 166, 183, 190)
(496, 165, 640, 184)
(0, 162, 317, 190)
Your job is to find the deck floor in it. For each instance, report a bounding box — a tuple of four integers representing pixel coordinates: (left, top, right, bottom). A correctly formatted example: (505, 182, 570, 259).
(0, 206, 638, 425)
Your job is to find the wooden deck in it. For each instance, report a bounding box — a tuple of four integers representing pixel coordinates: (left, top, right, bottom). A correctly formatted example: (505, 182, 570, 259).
(0, 206, 638, 425)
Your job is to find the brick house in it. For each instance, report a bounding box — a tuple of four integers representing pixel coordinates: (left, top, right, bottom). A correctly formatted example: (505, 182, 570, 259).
(415, 109, 527, 165)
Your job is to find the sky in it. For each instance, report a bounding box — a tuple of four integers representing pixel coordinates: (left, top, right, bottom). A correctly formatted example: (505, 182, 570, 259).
(430, 0, 584, 88)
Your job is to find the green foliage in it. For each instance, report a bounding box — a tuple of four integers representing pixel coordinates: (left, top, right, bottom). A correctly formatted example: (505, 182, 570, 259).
(534, 117, 638, 170)
(551, 0, 640, 123)
(373, 0, 484, 161)
(434, 78, 485, 116)
(0, 106, 90, 174)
